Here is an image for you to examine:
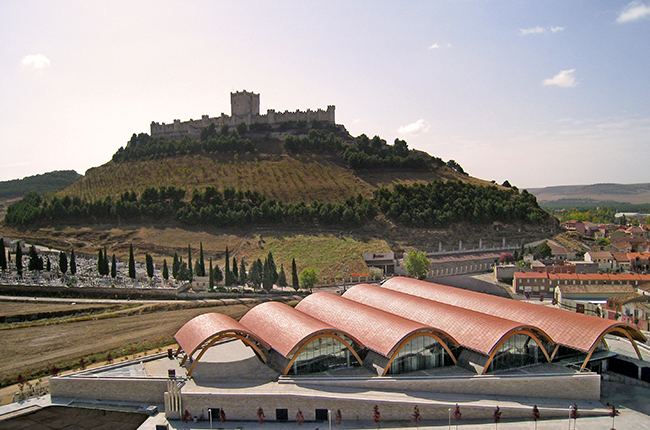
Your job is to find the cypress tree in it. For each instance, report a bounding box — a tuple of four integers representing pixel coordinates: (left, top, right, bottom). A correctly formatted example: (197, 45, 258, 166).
(59, 251, 68, 275)
(28, 245, 39, 271)
(267, 252, 278, 284)
(97, 249, 104, 275)
(187, 244, 193, 282)
(291, 258, 299, 289)
(172, 252, 179, 279)
(16, 243, 23, 277)
(214, 262, 223, 284)
(162, 259, 169, 281)
(70, 249, 77, 275)
(239, 259, 247, 285)
(209, 258, 214, 290)
(198, 242, 205, 277)
(0, 238, 6, 271)
(232, 256, 239, 282)
(278, 264, 287, 289)
(103, 247, 109, 276)
(146, 254, 154, 278)
(224, 247, 232, 286)
(128, 244, 136, 279)
(111, 254, 117, 278)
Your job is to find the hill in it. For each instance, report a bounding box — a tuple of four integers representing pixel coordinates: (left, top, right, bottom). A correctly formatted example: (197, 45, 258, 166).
(0, 170, 81, 199)
(529, 183, 650, 207)
(0, 126, 554, 278)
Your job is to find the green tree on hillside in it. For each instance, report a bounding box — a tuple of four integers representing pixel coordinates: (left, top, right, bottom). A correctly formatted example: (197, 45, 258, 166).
(277, 264, 288, 289)
(197, 243, 205, 277)
(208, 258, 214, 290)
(97, 249, 105, 276)
(70, 249, 77, 275)
(187, 244, 193, 282)
(239, 259, 247, 285)
(248, 259, 263, 290)
(224, 247, 233, 286)
(232, 256, 239, 283)
(291, 258, 299, 290)
(59, 251, 68, 275)
(16, 244, 23, 277)
(0, 239, 6, 271)
(111, 254, 117, 278)
(145, 254, 154, 278)
(172, 252, 179, 279)
(103, 247, 109, 277)
(28, 245, 42, 271)
(299, 268, 318, 291)
(405, 250, 430, 280)
(213, 261, 223, 284)
(128, 244, 136, 279)
(162, 259, 169, 281)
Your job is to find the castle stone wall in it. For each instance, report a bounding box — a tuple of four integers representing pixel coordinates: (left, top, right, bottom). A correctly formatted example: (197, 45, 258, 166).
(150, 91, 335, 140)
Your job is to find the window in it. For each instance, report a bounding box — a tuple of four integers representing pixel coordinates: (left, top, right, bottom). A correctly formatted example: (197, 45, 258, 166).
(276, 409, 288, 422)
(315, 409, 329, 421)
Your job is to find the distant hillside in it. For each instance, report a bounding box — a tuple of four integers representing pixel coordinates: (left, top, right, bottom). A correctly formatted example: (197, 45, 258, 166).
(0, 170, 81, 199)
(529, 183, 650, 206)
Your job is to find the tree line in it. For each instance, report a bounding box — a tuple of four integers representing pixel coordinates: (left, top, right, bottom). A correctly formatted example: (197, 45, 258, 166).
(5, 180, 547, 228)
(372, 180, 548, 226)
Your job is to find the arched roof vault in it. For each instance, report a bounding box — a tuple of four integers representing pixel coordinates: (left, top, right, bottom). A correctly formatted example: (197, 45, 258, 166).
(296, 292, 459, 366)
(173, 313, 270, 376)
(382, 277, 646, 355)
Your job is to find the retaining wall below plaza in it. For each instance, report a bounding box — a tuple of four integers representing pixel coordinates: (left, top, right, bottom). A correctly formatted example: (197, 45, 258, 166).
(280, 371, 601, 400)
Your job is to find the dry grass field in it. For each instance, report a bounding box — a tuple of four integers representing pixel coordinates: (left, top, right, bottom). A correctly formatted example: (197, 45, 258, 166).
(0, 299, 268, 388)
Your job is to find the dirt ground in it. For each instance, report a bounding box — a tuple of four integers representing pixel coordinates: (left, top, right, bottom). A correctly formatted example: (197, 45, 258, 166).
(0, 301, 257, 385)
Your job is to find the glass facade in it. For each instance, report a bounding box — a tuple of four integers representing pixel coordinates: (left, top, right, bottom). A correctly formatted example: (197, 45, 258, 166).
(489, 334, 546, 372)
(387, 335, 449, 374)
(288, 335, 360, 375)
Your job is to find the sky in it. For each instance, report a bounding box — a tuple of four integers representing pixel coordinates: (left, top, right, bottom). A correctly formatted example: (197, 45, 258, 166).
(1, 1, 649, 189)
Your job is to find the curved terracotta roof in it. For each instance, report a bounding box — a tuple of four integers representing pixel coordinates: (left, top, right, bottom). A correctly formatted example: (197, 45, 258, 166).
(174, 312, 270, 359)
(239, 301, 359, 358)
(382, 277, 646, 352)
(296, 292, 457, 357)
(343, 283, 551, 356)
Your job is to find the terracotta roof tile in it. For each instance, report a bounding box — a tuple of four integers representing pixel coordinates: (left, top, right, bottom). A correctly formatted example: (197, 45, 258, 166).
(342, 283, 551, 356)
(174, 312, 269, 359)
(296, 292, 449, 357)
(382, 277, 646, 352)
(239, 301, 352, 358)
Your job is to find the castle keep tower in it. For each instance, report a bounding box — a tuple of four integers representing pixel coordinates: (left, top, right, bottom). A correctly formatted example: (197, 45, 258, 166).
(231, 90, 260, 116)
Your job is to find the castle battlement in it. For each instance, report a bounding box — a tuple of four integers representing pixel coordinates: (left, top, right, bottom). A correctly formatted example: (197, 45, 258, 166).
(150, 90, 335, 140)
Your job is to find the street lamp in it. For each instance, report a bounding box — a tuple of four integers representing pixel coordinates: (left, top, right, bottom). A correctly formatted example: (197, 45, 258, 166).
(448, 408, 451, 430)
(328, 409, 332, 430)
(568, 405, 572, 430)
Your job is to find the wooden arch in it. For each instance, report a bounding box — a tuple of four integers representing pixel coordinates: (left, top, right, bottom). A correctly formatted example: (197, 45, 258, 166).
(580, 326, 643, 371)
(179, 330, 268, 377)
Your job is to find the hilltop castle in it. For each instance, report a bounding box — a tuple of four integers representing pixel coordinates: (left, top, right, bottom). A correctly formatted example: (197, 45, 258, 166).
(150, 90, 335, 140)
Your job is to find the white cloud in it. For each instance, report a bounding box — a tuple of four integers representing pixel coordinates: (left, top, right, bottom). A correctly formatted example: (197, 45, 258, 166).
(617, 1, 650, 23)
(519, 26, 565, 35)
(428, 43, 451, 50)
(397, 119, 430, 135)
(519, 26, 546, 35)
(543, 69, 578, 88)
(22, 54, 51, 69)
